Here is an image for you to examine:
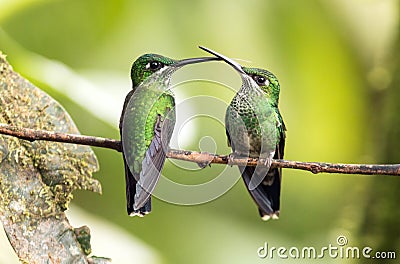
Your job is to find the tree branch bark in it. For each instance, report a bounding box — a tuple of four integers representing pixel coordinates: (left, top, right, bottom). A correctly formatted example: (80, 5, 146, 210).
(0, 52, 109, 264)
(1, 123, 399, 176)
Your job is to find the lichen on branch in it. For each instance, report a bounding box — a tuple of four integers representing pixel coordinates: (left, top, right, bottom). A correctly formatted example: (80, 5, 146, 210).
(0, 51, 109, 263)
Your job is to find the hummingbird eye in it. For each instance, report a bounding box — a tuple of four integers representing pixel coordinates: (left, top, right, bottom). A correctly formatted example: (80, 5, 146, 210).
(146, 61, 164, 71)
(253, 75, 269, 86)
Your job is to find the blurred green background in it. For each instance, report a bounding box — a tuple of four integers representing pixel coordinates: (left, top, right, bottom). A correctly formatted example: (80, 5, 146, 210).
(0, 0, 399, 263)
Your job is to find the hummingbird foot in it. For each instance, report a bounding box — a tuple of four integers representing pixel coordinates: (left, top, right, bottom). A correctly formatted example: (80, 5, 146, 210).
(196, 162, 211, 169)
(227, 152, 247, 167)
(195, 151, 214, 169)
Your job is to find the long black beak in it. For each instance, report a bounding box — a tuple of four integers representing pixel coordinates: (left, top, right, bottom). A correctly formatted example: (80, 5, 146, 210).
(173, 56, 220, 67)
(198, 46, 246, 74)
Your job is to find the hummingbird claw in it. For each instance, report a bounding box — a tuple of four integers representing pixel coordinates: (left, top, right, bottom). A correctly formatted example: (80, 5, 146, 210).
(196, 163, 207, 169)
(195, 151, 214, 169)
(227, 152, 242, 167)
(196, 161, 212, 169)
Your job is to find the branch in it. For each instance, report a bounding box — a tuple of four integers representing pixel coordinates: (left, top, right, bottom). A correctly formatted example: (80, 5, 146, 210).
(0, 52, 109, 263)
(0, 123, 121, 151)
(1, 123, 399, 176)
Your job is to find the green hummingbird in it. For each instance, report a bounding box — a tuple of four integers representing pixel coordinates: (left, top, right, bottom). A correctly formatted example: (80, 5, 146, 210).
(199, 46, 286, 221)
(120, 53, 218, 217)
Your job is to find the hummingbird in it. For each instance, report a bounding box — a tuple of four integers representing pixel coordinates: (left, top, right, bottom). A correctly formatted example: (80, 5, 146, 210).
(120, 53, 218, 217)
(199, 46, 286, 221)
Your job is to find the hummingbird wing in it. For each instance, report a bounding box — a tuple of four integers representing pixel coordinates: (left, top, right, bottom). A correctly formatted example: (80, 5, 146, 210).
(225, 115, 232, 148)
(225, 103, 276, 215)
(276, 114, 286, 182)
(133, 105, 175, 210)
(246, 94, 278, 191)
(121, 75, 175, 215)
(120, 89, 146, 215)
(242, 110, 286, 220)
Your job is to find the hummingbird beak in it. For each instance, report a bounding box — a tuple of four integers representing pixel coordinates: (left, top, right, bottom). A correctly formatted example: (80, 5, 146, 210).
(173, 56, 220, 67)
(198, 46, 246, 74)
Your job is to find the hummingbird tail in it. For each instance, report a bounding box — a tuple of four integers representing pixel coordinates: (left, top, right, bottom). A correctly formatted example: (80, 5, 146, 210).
(240, 166, 281, 220)
(124, 160, 151, 216)
(129, 200, 152, 217)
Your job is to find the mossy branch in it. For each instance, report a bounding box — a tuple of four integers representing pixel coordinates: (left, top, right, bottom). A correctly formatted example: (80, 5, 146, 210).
(0, 52, 110, 264)
(1, 123, 399, 176)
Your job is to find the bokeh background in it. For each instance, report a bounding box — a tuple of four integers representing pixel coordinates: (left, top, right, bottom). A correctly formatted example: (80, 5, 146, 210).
(0, 0, 399, 263)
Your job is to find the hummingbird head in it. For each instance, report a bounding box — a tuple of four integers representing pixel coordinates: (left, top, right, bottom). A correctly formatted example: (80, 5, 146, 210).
(131, 53, 219, 87)
(242, 67, 281, 106)
(198, 46, 281, 105)
(130, 54, 176, 87)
